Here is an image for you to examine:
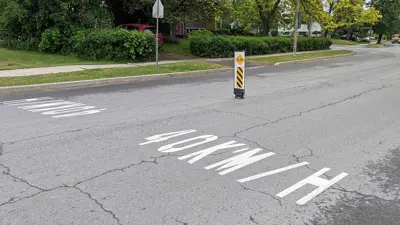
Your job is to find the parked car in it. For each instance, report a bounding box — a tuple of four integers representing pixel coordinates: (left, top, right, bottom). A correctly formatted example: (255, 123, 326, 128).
(118, 24, 163, 48)
(391, 33, 399, 44)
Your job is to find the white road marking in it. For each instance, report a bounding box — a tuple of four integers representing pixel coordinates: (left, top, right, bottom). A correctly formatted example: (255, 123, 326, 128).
(276, 168, 349, 205)
(238, 162, 310, 183)
(41, 106, 96, 115)
(139, 129, 350, 205)
(19, 101, 74, 109)
(139, 130, 197, 146)
(0, 97, 54, 105)
(29, 103, 86, 112)
(52, 109, 106, 118)
(3, 96, 106, 118)
(158, 135, 218, 153)
(205, 148, 276, 175)
(7, 100, 63, 106)
(178, 141, 246, 164)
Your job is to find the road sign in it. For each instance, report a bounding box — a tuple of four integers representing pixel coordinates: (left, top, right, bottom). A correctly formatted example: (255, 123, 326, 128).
(234, 51, 245, 98)
(152, 0, 164, 18)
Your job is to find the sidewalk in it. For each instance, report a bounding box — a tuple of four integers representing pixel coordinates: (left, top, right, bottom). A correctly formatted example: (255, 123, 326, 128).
(0, 61, 183, 77)
(0, 49, 344, 78)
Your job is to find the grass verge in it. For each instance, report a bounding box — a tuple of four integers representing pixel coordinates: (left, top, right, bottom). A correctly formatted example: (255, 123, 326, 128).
(162, 40, 191, 56)
(0, 62, 225, 87)
(0, 48, 114, 70)
(366, 43, 384, 48)
(247, 50, 353, 64)
(331, 39, 359, 45)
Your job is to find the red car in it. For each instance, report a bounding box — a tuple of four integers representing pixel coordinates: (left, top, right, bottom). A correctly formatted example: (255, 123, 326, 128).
(118, 24, 163, 48)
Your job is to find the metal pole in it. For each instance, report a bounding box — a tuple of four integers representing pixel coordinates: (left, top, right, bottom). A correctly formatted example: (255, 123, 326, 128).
(156, 0, 160, 70)
(293, 0, 299, 58)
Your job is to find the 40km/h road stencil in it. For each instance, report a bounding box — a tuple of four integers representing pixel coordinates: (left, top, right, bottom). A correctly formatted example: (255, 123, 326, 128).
(139, 129, 349, 206)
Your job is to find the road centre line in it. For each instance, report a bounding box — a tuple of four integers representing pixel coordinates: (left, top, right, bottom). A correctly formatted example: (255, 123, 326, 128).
(139, 129, 349, 205)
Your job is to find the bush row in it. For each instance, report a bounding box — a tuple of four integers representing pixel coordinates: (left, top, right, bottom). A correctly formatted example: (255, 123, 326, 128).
(189, 32, 332, 58)
(1, 28, 155, 62)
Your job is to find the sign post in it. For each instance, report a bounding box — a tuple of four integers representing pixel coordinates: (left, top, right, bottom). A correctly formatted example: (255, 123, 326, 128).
(152, 0, 164, 71)
(234, 51, 245, 99)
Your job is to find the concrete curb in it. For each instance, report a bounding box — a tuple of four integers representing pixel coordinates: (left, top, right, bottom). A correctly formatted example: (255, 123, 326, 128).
(272, 52, 355, 66)
(0, 68, 231, 95)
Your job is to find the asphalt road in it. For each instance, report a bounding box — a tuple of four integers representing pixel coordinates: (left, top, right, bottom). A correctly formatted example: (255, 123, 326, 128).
(1, 45, 400, 225)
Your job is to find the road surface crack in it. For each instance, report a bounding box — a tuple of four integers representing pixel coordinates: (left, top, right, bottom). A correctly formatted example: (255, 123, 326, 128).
(175, 219, 188, 225)
(7, 122, 127, 144)
(234, 85, 391, 137)
(0, 185, 67, 207)
(73, 186, 122, 225)
(0, 142, 3, 156)
(291, 146, 321, 162)
(0, 164, 45, 191)
(239, 183, 283, 207)
(249, 215, 260, 225)
(74, 154, 179, 187)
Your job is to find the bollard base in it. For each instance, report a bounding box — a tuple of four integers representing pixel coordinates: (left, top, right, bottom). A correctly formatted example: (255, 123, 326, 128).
(234, 88, 245, 99)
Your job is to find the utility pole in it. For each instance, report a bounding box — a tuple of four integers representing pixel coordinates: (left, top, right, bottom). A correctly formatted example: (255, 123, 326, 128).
(293, 0, 300, 58)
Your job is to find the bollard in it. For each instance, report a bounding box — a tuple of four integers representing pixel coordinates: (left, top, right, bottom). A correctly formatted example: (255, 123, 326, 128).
(234, 51, 245, 99)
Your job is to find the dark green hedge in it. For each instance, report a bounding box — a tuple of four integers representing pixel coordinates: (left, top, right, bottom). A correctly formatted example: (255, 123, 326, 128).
(72, 29, 155, 61)
(190, 34, 332, 58)
(3, 28, 156, 62)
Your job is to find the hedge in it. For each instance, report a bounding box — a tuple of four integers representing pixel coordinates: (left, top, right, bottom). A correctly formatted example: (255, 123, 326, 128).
(189, 33, 332, 58)
(72, 29, 155, 61)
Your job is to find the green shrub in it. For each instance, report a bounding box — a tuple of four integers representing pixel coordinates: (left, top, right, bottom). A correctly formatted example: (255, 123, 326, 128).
(0, 37, 40, 51)
(213, 28, 231, 35)
(188, 29, 214, 38)
(39, 28, 63, 53)
(73, 29, 155, 61)
(190, 35, 332, 58)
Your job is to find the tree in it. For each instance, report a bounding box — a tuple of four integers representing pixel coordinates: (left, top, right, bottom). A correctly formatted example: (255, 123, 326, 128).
(301, 0, 381, 37)
(371, 0, 400, 43)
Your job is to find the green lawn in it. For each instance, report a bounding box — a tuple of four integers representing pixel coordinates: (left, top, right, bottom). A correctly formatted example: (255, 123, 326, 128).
(162, 40, 191, 56)
(247, 50, 353, 64)
(366, 43, 384, 48)
(0, 62, 225, 87)
(0, 48, 114, 70)
(331, 39, 359, 45)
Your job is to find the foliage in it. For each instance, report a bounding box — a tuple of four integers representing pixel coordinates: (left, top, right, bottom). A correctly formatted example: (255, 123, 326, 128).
(372, 0, 400, 41)
(300, 0, 381, 36)
(0, 0, 114, 51)
(73, 29, 155, 61)
(231, 0, 286, 35)
(190, 35, 331, 58)
(188, 29, 214, 38)
(39, 28, 62, 53)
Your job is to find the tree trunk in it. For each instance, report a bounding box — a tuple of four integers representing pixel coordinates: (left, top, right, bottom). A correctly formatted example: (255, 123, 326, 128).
(377, 33, 383, 44)
(323, 30, 329, 37)
(262, 18, 271, 36)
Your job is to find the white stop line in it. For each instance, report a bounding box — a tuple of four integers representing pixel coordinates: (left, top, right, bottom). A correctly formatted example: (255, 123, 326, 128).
(0, 97, 106, 118)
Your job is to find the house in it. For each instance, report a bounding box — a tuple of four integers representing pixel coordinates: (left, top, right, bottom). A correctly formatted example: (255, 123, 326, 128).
(173, 21, 215, 38)
(278, 22, 322, 37)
